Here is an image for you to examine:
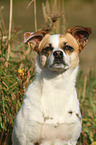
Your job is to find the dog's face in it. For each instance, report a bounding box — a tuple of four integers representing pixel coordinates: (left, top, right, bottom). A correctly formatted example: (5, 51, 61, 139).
(24, 26, 91, 72)
(37, 33, 80, 72)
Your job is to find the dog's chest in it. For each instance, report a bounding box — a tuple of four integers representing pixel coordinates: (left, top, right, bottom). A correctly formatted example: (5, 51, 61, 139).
(40, 75, 77, 123)
(42, 78, 69, 109)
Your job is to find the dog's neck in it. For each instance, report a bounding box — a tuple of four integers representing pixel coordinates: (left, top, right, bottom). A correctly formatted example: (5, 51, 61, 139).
(35, 56, 79, 88)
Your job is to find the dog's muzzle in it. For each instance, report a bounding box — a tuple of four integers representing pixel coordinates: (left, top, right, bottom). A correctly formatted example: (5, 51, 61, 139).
(53, 50, 63, 64)
(48, 50, 69, 71)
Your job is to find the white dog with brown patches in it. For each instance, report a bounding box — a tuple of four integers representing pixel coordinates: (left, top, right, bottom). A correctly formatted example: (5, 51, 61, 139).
(12, 26, 91, 145)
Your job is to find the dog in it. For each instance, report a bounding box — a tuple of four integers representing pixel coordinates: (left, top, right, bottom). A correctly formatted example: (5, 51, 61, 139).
(12, 26, 91, 145)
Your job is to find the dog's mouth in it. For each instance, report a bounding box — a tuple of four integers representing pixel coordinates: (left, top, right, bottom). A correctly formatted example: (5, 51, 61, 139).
(48, 60, 69, 71)
(54, 59, 64, 64)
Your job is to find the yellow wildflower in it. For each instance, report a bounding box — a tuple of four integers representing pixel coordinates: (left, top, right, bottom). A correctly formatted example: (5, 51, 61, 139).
(18, 69, 24, 76)
(93, 141, 96, 145)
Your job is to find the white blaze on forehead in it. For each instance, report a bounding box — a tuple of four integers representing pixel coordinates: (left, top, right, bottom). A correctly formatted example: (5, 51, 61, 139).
(49, 34, 60, 48)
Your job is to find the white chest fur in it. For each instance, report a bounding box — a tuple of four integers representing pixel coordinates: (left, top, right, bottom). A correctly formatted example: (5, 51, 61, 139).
(12, 60, 82, 145)
(25, 63, 81, 125)
(41, 68, 81, 123)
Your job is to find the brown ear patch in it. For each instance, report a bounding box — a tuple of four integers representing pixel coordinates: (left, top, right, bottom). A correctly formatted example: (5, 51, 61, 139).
(24, 31, 49, 52)
(67, 26, 92, 52)
(24, 32, 34, 43)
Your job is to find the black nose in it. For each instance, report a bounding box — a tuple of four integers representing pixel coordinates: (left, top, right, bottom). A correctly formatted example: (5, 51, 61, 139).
(53, 50, 63, 59)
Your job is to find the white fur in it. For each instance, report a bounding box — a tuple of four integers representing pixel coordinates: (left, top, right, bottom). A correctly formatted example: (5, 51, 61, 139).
(12, 35, 82, 145)
(49, 35, 60, 48)
(48, 35, 70, 71)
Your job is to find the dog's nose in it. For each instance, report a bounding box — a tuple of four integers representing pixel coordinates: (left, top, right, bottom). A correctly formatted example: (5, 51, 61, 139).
(53, 50, 63, 59)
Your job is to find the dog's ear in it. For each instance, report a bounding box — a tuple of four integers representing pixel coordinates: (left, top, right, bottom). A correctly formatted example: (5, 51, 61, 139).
(67, 26, 92, 52)
(24, 31, 48, 52)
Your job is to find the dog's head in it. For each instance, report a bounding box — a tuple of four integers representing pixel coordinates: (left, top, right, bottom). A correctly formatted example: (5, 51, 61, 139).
(24, 26, 91, 72)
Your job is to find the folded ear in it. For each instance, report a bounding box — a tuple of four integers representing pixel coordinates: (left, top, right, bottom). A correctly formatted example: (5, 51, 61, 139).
(67, 26, 92, 52)
(24, 31, 48, 52)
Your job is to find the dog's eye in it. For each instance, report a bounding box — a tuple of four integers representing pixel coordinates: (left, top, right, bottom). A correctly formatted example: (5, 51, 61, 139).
(63, 45, 74, 52)
(42, 44, 53, 54)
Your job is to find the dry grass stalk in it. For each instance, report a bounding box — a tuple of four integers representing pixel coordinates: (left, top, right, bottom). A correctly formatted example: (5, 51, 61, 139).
(6, 0, 13, 67)
(61, 0, 67, 34)
(42, 0, 50, 24)
(27, 0, 37, 31)
(42, 0, 50, 23)
(56, 1, 60, 34)
(42, 3, 47, 23)
(0, 6, 7, 34)
(34, 0, 37, 32)
(82, 76, 87, 103)
(27, 0, 34, 9)
(42, 0, 67, 34)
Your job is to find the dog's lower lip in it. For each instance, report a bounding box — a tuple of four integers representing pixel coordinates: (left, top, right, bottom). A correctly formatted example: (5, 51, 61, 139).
(48, 63, 68, 69)
(54, 61, 68, 66)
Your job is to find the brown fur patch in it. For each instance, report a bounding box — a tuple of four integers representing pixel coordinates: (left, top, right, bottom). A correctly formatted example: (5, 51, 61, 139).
(59, 34, 80, 68)
(38, 34, 50, 53)
(69, 52, 79, 68)
(59, 33, 79, 54)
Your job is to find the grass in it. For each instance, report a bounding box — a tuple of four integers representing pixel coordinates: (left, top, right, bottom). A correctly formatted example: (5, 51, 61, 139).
(76, 71, 96, 145)
(0, 0, 96, 145)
